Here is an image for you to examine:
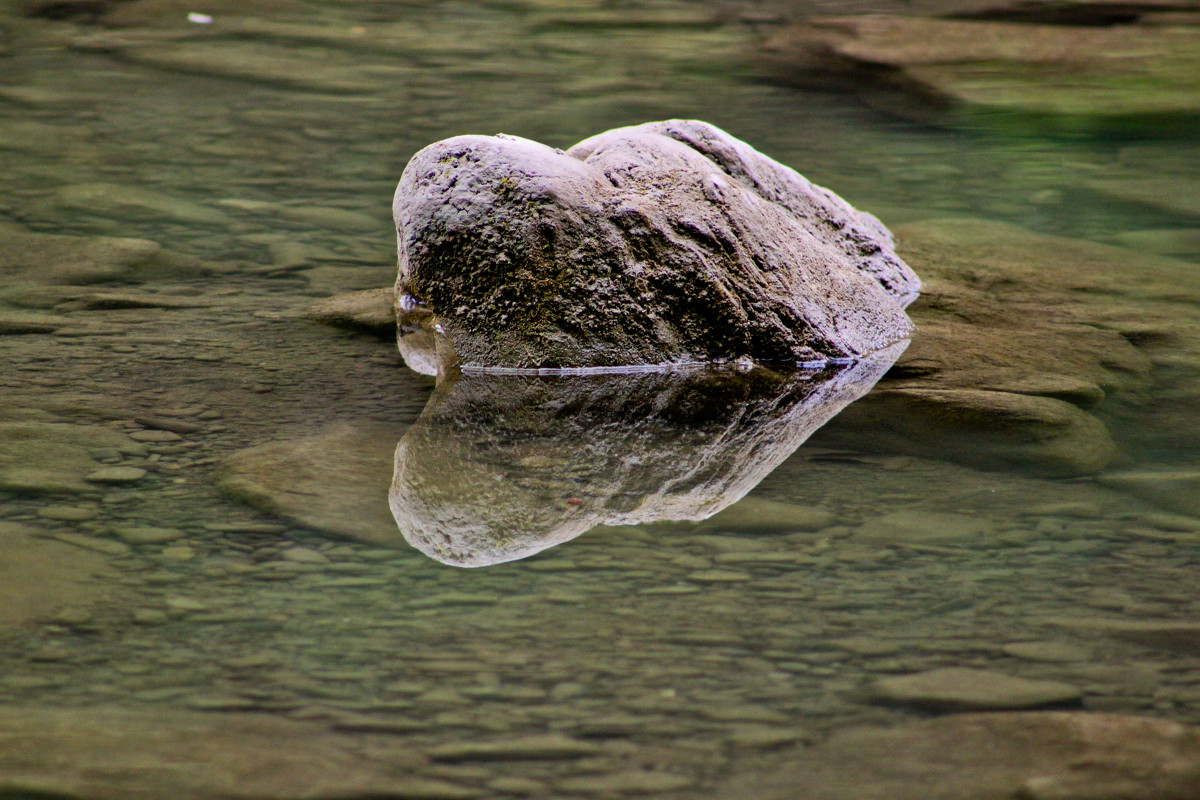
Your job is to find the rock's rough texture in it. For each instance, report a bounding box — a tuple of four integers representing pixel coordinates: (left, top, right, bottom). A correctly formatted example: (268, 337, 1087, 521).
(722, 712, 1200, 800)
(393, 119, 918, 370)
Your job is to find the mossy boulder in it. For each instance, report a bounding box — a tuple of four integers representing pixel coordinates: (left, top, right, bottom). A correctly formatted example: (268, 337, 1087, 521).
(392, 119, 918, 371)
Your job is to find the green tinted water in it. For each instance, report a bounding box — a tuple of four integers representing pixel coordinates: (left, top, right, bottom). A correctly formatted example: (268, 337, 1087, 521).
(1, 1, 1199, 797)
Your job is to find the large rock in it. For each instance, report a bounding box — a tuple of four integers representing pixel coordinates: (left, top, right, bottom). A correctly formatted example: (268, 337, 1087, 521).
(392, 119, 918, 371)
(390, 344, 903, 567)
(722, 712, 1200, 800)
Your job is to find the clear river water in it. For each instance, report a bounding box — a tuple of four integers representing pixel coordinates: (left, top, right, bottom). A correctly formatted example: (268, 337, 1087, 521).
(1, 1, 1198, 798)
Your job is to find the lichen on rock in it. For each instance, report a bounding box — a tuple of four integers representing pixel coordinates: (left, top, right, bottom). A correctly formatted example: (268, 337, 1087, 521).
(392, 119, 918, 372)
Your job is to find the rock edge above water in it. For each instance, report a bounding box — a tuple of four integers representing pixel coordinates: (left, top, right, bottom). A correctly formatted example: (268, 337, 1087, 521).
(393, 119, 918, 371)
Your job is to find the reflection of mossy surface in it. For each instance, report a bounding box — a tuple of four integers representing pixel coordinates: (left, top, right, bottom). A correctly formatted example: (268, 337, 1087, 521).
(390, 347, 903, 566)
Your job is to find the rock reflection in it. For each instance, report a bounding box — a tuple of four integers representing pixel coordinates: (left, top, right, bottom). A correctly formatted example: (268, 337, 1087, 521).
(390, 342, 905, 567)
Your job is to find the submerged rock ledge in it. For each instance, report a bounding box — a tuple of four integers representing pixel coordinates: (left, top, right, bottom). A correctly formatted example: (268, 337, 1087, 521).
(392, 119, 918, 371)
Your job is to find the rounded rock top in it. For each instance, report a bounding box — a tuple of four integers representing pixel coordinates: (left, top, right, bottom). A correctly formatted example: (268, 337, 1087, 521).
(392, 119, 919, 373)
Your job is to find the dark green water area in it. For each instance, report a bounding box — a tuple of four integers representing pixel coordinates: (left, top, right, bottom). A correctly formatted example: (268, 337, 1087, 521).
(2, 1, 1200, 797)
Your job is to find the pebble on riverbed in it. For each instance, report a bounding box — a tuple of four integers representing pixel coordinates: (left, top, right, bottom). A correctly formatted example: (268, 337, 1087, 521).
(871, 667, 1083, 712)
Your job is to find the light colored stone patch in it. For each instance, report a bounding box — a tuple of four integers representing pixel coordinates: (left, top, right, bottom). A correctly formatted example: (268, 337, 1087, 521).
(111, 526, 185, 545)
(854, 509, 991, 544)
(115, 39, 417, 93)
(427, 734, 599, 762)
(0, 310, 72, 334)
(1097, 469, 1200, 518)
(871, 668, 1082, 711)
(0, 704, 480, 800)
(44, 182, 229, 226)
(0, 222, 210, 284)
(85, 467, 148, 485)
(1003, 641, 1093, 663)
(1039, 616, 1200, 656)
(700, 495, 836, 533)
(722, 712, 1200, 800)
(0, 521, 122, 633)
(217, 423, 401, 547)
(307, 287, 396, 335)
(0, 422, 139, 495)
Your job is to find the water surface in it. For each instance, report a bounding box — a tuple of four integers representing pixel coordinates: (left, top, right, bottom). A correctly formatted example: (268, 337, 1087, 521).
(1, 1, 1199, 797)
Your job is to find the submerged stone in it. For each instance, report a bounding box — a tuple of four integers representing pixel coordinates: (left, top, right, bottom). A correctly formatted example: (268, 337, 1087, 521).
(723, 712, 1200, 800)
(0, 221, 210, 285)
(0, 704, 479, 800)
(872, 667, 1083, 711)
(307, 287, 396, 336)
(113, 39, 411, 94)
(762, 15, 1200, 136)
(44, 182, 229, 226)
(0, 521, 123, 633)
(393, 119, 918, 371)
(0, 311, 69, 334)
(0, 422, 140, 495)
(220, 346, 902, 563)
(813, 216, 1200, 477)
(1097, 468, 1200, 517)
(854, 509, 992, 544)
(700, 496, 836, 534)
(824, 387, 1118, 477)
(217, 423, 400, 546)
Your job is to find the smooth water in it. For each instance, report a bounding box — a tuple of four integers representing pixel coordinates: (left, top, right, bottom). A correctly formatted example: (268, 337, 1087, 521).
(1, 1, 1199, 797)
